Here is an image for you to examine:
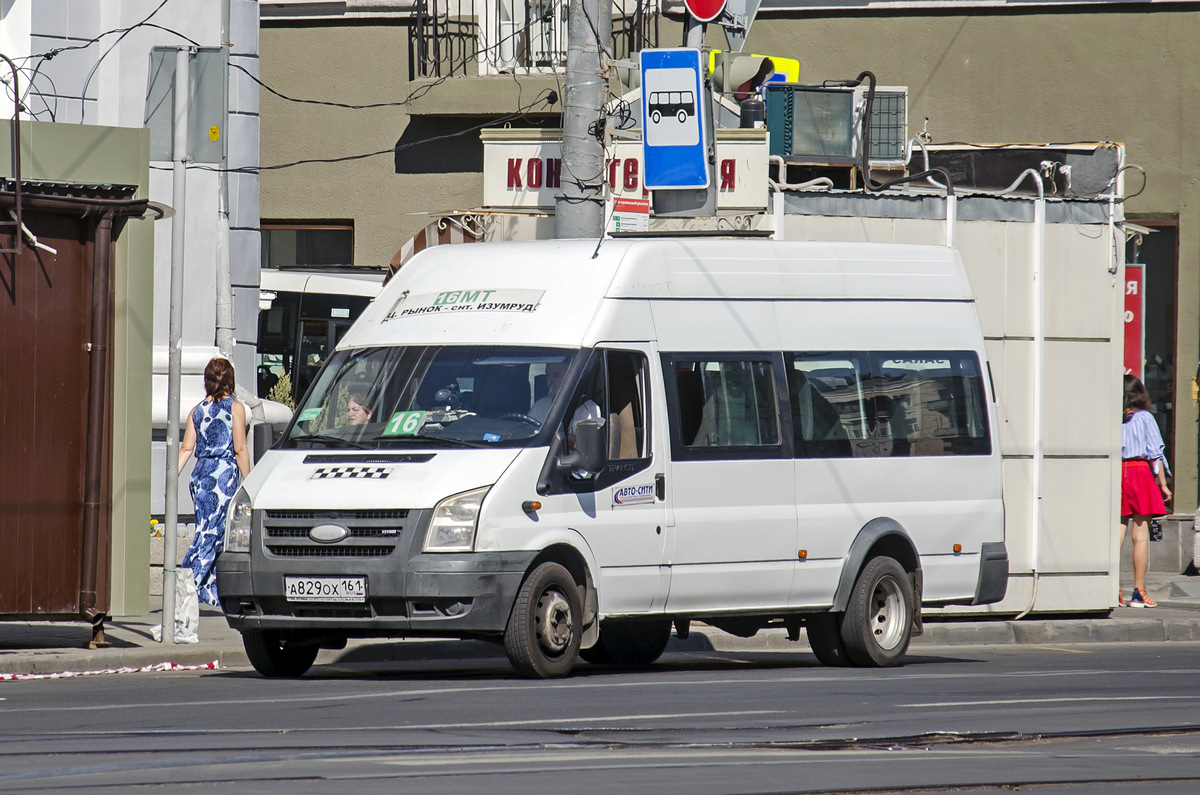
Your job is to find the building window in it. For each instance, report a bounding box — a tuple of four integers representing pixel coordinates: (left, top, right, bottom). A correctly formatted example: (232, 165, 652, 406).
(411, 0, 659, 79)
(261, 223, 354, 269)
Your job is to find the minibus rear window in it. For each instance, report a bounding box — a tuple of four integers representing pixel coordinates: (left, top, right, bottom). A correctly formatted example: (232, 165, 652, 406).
(871, 352, 990, 457)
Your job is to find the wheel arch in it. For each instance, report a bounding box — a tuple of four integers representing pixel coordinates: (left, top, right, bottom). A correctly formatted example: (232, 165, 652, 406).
(524, 542, 600, 648)
(830, 517, 920, 613)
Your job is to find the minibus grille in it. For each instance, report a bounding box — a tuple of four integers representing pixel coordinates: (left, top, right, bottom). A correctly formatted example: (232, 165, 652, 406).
(261, 509, 409, 558)
(266, 546, 393, 558)
(265, 509, 409, 521)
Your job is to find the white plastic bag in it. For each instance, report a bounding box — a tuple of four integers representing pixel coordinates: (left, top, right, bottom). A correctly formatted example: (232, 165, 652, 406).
(152, 570, 200, 644)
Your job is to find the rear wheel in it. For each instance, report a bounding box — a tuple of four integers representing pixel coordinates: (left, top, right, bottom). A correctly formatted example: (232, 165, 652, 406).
(504, 562, 582, 678)
(805, 613, 853, 667)
(595, 618, 672, 667)
(840, 557, 914, 667)
(242, 629, 320, 677)
(579, 642, 614, 664)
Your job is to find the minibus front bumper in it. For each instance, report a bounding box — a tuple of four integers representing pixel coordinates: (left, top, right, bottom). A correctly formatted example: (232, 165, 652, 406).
(215, 507, 537, 638)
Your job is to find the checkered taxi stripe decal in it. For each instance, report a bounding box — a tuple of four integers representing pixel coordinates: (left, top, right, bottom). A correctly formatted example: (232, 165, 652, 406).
(310, 466, 393, 480)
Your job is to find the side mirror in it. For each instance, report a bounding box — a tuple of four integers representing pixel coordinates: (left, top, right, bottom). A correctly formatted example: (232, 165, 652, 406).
(557, 418, 607, 476)
(251, 422, 279, 463)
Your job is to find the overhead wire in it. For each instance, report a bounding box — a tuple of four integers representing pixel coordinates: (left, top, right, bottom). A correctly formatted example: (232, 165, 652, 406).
(9, 9, 561, 177)
(149, 89, 558, 175)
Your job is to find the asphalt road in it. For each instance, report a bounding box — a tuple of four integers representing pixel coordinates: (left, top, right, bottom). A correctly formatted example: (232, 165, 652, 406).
(2, 642, 1199, 793)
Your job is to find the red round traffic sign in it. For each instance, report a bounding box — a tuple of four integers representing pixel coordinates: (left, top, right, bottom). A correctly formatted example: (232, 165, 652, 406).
(684, 0, 727, 23)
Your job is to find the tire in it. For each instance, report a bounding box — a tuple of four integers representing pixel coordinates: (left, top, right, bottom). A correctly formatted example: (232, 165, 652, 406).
(840, 557, 914, 667)
(596, 618, 672, 667)
(504, 562, 583, 678)
(805, 613, 853, 667)
(579, 642, 614, 665)
(677, 109, 687, 123)
(651, 110, 662, 124)
(242, 629, 320, 677)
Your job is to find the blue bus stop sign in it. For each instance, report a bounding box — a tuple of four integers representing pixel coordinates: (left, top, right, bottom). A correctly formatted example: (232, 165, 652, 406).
(641, 48, 710, 190)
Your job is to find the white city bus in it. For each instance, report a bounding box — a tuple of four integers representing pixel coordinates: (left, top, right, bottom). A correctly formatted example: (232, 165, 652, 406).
(218, 238, 1007, 678)
(256, 268, 385, 404)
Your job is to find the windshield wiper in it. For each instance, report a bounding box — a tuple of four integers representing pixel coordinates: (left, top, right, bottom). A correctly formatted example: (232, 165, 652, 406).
(294, 433, 371, 450)
(372, 433, 492, 449)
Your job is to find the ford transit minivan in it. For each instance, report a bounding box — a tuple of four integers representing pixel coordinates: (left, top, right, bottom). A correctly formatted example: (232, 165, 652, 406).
(217, 238, 1008, 678)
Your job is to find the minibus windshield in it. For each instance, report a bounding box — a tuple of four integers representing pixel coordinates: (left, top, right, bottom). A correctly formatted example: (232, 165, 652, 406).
(282, 345, 577, 449)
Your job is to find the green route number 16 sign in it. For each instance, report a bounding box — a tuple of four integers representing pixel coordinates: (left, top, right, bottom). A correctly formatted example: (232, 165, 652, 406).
(384, 411, 426, 436)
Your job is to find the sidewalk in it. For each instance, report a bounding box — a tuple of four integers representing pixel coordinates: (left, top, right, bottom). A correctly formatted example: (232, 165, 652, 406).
(3, 572, 1200, 678)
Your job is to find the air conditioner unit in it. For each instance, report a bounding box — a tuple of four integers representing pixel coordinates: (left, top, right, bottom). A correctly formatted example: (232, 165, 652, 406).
(765, 84, 908, 168)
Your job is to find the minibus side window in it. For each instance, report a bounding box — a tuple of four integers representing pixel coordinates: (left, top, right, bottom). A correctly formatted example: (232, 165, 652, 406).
(554, 349, 654, 491)
(605, 351, 649, 461)
(672, 359, 780, 448)
(790, 353, 871, 458)
(557, 350, 651, 459)
(870, 352, 991, 457)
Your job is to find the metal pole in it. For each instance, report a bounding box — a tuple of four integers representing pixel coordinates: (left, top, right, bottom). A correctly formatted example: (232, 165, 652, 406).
(162, 47, 192, 644)
(554, 0, 612, 238)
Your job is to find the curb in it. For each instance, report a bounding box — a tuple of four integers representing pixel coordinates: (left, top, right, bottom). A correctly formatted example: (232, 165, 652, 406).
(667, 617, 1200, 654)
(1, 647, 250, 678)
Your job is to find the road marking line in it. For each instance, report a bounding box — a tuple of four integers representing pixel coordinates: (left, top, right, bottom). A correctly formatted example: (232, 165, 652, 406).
(902, 695, 1200, 708)
(0, 709, 783, 735)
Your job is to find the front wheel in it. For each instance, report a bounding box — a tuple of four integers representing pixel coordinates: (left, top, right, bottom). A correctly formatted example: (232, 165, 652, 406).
(242, 629, 320, 677)
(840, 557, 914, 667)
(504, 562, 582, 678)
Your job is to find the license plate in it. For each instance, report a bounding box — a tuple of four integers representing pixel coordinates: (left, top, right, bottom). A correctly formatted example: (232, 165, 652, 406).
(284, 576, 367, 603)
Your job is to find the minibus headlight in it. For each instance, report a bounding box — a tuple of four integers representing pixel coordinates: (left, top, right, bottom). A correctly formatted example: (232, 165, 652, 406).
(424, 486, 490, 552)
(224, 488, 253, 553)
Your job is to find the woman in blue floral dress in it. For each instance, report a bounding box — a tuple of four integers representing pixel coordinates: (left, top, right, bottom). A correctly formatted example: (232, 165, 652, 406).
(177, 358, 250, 606)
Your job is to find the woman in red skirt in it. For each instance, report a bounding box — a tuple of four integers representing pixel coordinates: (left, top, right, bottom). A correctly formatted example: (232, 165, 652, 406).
(1119, 375, 1172, 607)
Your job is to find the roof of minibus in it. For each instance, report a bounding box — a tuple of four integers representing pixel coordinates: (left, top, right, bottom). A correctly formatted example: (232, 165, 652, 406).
(337, 238, 973, 350)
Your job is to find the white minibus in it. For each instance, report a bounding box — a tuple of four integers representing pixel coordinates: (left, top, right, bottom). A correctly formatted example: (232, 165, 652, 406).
(217, 238, 1008, 678)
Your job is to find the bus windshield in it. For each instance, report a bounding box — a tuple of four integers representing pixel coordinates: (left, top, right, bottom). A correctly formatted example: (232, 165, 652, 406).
(281, 345, 577, 449)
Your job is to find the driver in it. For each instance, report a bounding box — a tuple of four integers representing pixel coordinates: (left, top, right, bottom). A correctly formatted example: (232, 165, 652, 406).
(346, 393, 373, 426)
(528, 360, 600, 443)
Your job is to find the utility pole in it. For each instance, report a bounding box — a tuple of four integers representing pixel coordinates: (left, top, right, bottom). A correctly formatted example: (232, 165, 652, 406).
(554, 0, 612, 239)
(162, 46, 192, 644)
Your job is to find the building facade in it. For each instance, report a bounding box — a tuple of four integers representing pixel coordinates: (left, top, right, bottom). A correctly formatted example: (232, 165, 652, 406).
(1, 0, 266, 517)
(259, 1, 1198, 517)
